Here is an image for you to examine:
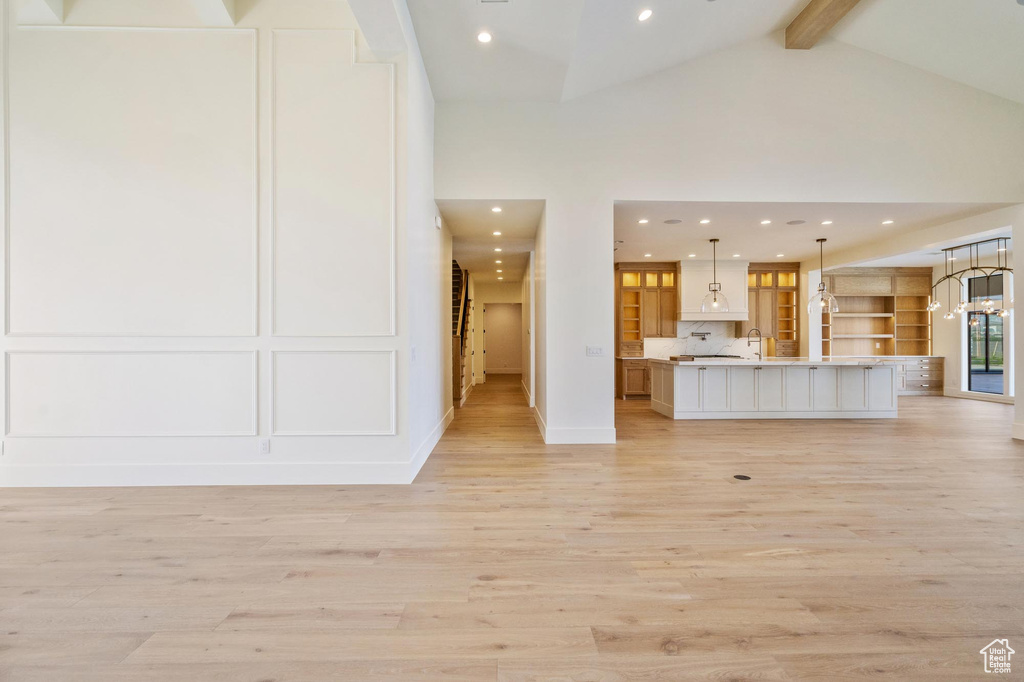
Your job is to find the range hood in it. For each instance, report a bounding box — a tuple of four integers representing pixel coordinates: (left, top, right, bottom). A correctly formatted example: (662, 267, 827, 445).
(676, 260, 750, 321)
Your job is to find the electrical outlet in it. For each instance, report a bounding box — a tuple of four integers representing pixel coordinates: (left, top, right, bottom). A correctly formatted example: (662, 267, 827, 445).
(876, 342, 881, 349)
(259, 439, 271, 454)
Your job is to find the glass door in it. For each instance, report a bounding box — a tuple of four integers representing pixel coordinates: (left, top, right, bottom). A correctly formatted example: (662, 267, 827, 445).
(968, 312, 1004, 395)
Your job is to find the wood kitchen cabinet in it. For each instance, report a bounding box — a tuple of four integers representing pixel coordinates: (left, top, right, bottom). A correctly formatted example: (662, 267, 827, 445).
(617, 358, 650, 399)
(615, 263, 678, 360)
(738, 264, 800, 356)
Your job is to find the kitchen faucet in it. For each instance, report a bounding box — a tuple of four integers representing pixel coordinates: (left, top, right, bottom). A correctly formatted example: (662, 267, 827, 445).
(747, 328, 763, 361)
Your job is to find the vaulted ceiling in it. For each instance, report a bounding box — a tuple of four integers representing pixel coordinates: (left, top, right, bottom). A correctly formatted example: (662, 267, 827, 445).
(407, 0, 1024, 104)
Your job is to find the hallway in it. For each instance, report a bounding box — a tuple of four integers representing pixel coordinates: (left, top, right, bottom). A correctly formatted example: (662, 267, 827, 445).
(0, 386, 1022, 679)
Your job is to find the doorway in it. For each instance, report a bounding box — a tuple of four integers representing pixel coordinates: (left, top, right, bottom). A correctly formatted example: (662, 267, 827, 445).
(968, 312, 1004, 395)
(483, 303, 523, 379)
(966, 274, 1005, 396)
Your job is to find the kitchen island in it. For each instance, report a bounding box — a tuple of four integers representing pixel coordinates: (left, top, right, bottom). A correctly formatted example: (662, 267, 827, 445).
(649, 358, 897, 419)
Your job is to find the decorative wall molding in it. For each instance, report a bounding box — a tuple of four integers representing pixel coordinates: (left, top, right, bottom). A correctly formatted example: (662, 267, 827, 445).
(270, 350, 397, 436)
(269, 29, 396, 338)
(4, 26, 259, 338)
(4, 350, 258, 437)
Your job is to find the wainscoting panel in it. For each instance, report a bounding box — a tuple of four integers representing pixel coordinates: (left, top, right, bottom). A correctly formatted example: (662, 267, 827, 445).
(7, 27, 258, 336)
(271, 30, 395, 337)
(6, 351, 258, 437)
(272, 351, 396, 436)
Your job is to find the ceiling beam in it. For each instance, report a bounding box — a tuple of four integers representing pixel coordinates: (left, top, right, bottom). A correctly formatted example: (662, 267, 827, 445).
(786, 0, 862, 49)
(189, 0, 236, 27)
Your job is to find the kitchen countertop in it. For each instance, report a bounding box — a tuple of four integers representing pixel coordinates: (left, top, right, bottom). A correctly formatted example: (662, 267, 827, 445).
(649, 357, 898, 367)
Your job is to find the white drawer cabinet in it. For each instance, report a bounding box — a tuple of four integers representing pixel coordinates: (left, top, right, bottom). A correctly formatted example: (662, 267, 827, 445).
(757, 367, 786, 412)
(811, 366, 841, 412)
(651, 362, 897, 420)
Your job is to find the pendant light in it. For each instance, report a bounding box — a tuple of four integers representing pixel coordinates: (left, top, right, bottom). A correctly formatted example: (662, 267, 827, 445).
(808, 238, 839, 314)
(700, 238, 729, 313)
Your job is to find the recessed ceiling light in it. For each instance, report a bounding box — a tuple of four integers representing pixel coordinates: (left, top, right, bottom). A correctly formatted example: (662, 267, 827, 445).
(477, 31, 492, 44)
(777, 254, 785, 258)
(495, 260, 502, 264)
(664, 219, 682, 225)
(700, 219, 711, 224)
(761, 220, 772, 225)
(492, 231, 502, 236)
(498, 276, 503, 280)
(644, 253, 652, 258)
(638, 219, 649, 224)
(882, 220, 894, 225)
(491, 206, 502, 213)
(497, 269, 503, 273)
(948, 256, 957, 261)
(732, 254, 740, 258)
(638, 9, 653, 21)
(821, 220, 833, 225)
(494, 248, 502, 252)
(688, 253, 696, 258)
(787, 220, 806, 226)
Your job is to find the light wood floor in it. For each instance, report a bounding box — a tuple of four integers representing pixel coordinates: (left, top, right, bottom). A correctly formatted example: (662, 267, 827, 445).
(1, 374, 1023, 680)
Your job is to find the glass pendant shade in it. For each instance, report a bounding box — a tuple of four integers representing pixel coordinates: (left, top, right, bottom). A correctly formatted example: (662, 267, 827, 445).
(808, 238, 838, 314)
(700, 238, 729, 313)
(808, 281, 839, 314)
(997, 309, 1010, 318)
(943, 312, 955, 320)
(700, 284, 729, 313)
(954, 301, 967, 314)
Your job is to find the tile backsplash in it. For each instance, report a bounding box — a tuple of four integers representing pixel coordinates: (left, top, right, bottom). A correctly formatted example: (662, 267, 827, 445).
(643, 322, 760, 359)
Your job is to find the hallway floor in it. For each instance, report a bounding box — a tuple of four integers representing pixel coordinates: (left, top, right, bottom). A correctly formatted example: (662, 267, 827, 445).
(1, 376, 1023, 680)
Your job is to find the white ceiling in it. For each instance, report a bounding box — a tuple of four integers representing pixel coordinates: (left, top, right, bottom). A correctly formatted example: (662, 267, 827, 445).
(614, 201, 1012, 265)
(834, 0, 1024, 105)
(855, 229, 1013, 268)
(440, 199, 543, 284)
(407, 0, 1024, 104)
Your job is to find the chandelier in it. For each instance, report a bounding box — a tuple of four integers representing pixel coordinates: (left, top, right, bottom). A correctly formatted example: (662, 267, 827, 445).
(931, 237, 1012, 320)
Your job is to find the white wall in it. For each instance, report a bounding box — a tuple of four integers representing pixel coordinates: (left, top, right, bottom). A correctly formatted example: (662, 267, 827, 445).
(0, 0, 445, 486)
(533, 207, 547, 433)
(436, 32, 1024, 445)
(521, 251, 535, 406)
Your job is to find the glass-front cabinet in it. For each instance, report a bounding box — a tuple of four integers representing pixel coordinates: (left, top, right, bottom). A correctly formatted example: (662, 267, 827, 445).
(740, 264, 800, 356)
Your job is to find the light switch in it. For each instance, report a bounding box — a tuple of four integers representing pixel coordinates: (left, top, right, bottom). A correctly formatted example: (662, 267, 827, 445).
(586, 346, 604, 357)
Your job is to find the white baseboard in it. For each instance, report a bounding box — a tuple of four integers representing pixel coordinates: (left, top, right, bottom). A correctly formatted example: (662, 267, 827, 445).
(486, 368, 522, 375)
(459, 383, 473, 407)
(0, 408, 457, 488)
(520, 380, 532, 405)
(0, 461, 416, 488)
(1013, 422, 1024, 441)
(943, 387, 1014, 405)
(407, 406, 455, 483)
(532, 405, 546, 441)
(529, 407, 614, 444)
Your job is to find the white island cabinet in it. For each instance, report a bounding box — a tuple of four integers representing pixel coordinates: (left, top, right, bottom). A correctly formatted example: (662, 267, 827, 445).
(650, 359, 897, 420)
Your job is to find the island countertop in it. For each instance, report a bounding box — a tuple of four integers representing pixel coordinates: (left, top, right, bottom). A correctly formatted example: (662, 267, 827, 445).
(648, 357, 898, 367)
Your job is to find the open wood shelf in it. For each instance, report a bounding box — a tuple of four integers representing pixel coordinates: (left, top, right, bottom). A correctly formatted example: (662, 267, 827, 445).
(821, 270, 933, 357)
(833, 333, 895, 339)
(831, 311, 897, 317)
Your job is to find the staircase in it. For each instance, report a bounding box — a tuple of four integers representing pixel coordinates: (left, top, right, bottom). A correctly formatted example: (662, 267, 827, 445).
(452, 261, 470, 405)
(452, 261, 464, 335)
